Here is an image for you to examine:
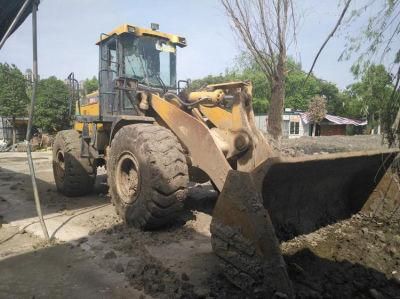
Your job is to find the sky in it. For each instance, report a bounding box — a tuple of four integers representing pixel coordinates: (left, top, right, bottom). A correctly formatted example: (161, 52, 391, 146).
(0, 0, 397, 89)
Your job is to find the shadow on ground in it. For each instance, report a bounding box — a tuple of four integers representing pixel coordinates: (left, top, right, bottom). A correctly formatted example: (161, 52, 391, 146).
(0, 161, 108, 224)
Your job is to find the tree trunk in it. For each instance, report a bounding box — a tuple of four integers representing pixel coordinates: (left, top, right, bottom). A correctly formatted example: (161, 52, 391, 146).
(267, 56, 286, 140)
(11, 116, 16, 145)
(312, 122, 316, 136)
(392, 108, 400, 131)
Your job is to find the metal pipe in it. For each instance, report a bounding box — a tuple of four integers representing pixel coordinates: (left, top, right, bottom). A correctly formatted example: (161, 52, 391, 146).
(0, 0, 32, 50)
(25, 0, 50, 241)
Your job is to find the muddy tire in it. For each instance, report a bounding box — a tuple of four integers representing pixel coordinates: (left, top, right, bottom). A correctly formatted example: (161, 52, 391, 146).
(211, 221, 266, 297)
(53, 130, 96, 196)
(108, 124, 188, 229)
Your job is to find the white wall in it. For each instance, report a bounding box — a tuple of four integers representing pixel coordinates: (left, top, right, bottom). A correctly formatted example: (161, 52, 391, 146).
(254, 114, 309, 138)
(302, 123, 310, 136)
(254, 115, 268, 132)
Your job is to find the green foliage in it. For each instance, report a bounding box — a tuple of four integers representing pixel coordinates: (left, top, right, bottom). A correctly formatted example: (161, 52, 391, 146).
(327, 64, 395, 131)
(341, 1, 400, 143)
(34, 76, 70, 133)
(286, 61, 319, 110)
(188, 58, 395, 131)
(349, 65, 392, 125)
(0, 63, 29, 118)
(308, 95, 327, 122)
(341, 0, 400, 75)
(189, 74, 233, 91)
(83, 76, 98, 95)
(190, 55, 341, 115)
(253, 97, 269, 114)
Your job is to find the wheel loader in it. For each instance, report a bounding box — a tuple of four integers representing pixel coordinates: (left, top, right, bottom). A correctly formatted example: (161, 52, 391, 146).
(53, 24, 399, 297)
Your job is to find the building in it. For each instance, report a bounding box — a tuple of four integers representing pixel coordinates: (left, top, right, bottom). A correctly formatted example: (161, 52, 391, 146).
(282, 109, 308, 138)
(0, 116, 28, 144)
(254, 114, 268, 132)
(256, 109, 367, 138)
(299, 112, 367, 137)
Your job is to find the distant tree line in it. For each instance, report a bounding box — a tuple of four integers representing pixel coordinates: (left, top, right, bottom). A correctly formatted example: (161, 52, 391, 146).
(190, 54, 398, 133)
(0, 62, 98, 143)
(0, 56, 396, 142)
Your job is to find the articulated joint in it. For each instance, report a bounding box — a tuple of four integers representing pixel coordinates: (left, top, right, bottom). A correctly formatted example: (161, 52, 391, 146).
(234, 132, 250, 152)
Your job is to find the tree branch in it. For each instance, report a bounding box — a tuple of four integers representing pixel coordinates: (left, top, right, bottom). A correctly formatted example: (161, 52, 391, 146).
(390, 63, 400, 132)
(304, 0, 352, 83)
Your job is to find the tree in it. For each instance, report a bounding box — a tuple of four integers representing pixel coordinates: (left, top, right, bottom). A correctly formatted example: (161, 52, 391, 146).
(340, 0, 400, 144)
(307, 95, 327, 136)
(190, 54, 344, 115)
(305, 0, 352, 81)
(341, 0, 400, 76)
(34, 76, 70, 133)
(0, 63, 29, 144)
(285, 59, 333, 111)
(347, 65, 393, 132)
(221, 0, 296, 140)
(83, 76, 98, 95)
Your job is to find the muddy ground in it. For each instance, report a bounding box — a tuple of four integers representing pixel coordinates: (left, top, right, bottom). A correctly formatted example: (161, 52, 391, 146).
(0, 135, 399, 298)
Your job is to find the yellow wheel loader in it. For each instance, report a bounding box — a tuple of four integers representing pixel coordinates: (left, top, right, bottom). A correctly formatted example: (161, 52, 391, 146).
(52, 24, 399, 297)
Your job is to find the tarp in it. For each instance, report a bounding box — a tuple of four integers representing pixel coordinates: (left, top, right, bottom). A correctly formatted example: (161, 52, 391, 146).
(299, 112, 367, 126)
(0, 0, 39, 43)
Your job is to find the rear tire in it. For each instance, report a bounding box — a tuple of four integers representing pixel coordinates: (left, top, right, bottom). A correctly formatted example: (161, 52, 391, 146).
(53, 130, 96, 196)
(108, 124, 189, 229)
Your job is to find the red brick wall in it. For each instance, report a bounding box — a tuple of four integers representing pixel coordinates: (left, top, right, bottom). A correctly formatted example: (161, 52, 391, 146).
(320, 125, 346, 136)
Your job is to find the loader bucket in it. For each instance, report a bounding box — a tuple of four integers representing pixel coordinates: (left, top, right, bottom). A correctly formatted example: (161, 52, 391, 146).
(211, 149, 398, 297)
(256, 149, 399, 240)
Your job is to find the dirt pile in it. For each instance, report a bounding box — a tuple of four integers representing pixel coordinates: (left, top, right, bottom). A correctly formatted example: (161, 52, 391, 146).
(281, 135, 387, 156)
(1, 136, 399, 298)
(283, 213, 400, 298)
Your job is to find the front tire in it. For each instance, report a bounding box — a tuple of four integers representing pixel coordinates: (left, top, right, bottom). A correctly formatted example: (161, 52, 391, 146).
(108, 124, 189, 229)
(52, 130, 96, 196)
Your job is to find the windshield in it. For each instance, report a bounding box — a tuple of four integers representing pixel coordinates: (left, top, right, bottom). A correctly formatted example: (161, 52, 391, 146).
(122, 35, 177, 88)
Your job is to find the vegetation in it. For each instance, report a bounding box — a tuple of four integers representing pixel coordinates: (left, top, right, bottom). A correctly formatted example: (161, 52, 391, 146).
(346, 65, 393, 132)
(0, 63, 29, 144)
(307, 96, 327, 136)
(221, 0, 296, 140)
(191, 55, 398, 134)
(341, 0, 400, 77)
(340, 0, 400, 144)
(34, 76, 70, 133)
(0, 63, 99, 137)
(83, 76, 99, 95)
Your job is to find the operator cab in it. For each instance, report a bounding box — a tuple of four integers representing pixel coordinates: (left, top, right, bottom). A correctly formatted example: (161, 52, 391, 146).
(97, 24, 186, 117)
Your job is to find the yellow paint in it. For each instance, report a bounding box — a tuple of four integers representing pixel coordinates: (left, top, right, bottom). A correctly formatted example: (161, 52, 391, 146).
(73, 121, 103, 133)
(73, 122, 84, 132)
(80, 102, 100, 116)
(188, 89, 224, 103)
(96, 24, 186, 47)
(75, 91, 100, 116)
(74, 91, 102, 132)
(199, 105, 233, 130)
(231, 97, 244, 131)
(85, 91, 99, 100)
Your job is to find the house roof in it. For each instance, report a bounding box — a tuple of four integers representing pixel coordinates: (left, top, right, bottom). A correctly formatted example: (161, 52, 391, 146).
(299, 112, 367, 126)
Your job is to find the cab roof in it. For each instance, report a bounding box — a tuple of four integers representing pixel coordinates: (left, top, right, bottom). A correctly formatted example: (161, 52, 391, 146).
(96, 24, 187, 47)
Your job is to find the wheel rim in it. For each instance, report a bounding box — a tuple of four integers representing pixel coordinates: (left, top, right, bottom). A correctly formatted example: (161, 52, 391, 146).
(55, 150, 66, 182)
(116, 152, 140, 205)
